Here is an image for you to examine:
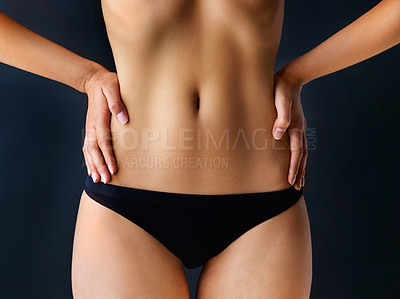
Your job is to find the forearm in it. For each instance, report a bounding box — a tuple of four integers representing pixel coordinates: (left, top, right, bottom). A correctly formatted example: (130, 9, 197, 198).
(0, 11, 105, 93)
(284, 0, 400, 85)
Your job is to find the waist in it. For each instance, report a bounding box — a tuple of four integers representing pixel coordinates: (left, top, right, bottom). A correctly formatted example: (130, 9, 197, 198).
(107, 90, 292, 194)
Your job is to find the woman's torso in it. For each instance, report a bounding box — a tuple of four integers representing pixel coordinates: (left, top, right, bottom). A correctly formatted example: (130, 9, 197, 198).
(101, 0, 291, 194)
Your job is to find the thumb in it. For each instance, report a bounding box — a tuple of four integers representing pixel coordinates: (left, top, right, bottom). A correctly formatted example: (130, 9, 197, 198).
(102, 86, 129, 125)
(272, 95, 291, 140)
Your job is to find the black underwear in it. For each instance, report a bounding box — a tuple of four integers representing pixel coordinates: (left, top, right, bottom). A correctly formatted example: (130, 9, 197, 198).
(84, 175, 303, 269)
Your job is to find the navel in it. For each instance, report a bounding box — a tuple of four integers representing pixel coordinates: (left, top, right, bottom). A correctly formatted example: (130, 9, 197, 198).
(192, 89, 200, 111)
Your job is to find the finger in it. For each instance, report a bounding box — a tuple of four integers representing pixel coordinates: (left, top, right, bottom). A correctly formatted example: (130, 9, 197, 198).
(91, 89, 118, 175)
(294, 128, 308, 190)
(86, 150, 100, 183)
(293, 169, 302, 191)
(82, 144, 91, 175)
(96, 126, 117, 175)
(87, 143, 111, 184)
(86, 127, 110, 183)
(272, 95, 292, 140)
(102, 79, 129, 125)
(87, 91, 117, 176)
(287, 127, 303, 186)
(84, 129, 100, 183)
(300, 129, 308, 187)
(88, 135, 112, 184)
(297, 177, 304, 190)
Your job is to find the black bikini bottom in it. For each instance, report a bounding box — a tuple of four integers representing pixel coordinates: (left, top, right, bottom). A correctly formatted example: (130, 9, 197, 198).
(84, 175, 303, 269)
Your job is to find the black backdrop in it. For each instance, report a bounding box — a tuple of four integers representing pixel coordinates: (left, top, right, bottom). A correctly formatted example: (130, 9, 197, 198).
(0, 1, 399, 298)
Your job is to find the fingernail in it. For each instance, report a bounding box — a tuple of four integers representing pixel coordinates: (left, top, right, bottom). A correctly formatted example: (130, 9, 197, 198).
(108, 164, 114, 175)
(274, 128, 285, 139)
(117, 111, 128, 124)
(100, 173, 107, 183)
(92, 173, 98, 183)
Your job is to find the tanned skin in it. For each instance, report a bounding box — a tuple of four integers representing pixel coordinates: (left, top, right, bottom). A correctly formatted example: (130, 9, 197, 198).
(1, 0, 399, 298)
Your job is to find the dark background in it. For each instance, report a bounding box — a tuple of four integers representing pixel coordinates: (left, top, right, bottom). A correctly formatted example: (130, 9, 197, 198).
(0, 0, 399, 298)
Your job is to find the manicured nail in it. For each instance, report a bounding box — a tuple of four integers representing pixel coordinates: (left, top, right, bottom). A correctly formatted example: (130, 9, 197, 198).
(108, 164, 114, 175)
(117, 111, 128, 124)
(92, 173, 99, 183)
(274, 128, 285, 139)
(100, 173, 107, 183)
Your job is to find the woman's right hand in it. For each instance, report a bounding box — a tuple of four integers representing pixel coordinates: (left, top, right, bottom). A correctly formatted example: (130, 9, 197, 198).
(82, 67, 129, 184)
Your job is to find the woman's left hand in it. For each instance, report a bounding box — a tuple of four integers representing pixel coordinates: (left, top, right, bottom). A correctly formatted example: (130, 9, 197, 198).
(272, 67, 307, 190)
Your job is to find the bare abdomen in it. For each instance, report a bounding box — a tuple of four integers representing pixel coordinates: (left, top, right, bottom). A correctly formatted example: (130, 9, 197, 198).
(108, 76, 292, 194)
(102, 0, 289, 194)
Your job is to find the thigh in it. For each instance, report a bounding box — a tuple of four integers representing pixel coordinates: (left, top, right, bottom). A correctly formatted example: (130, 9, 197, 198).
(71, 190, 190, 299)
(196, 196, 312, 299)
